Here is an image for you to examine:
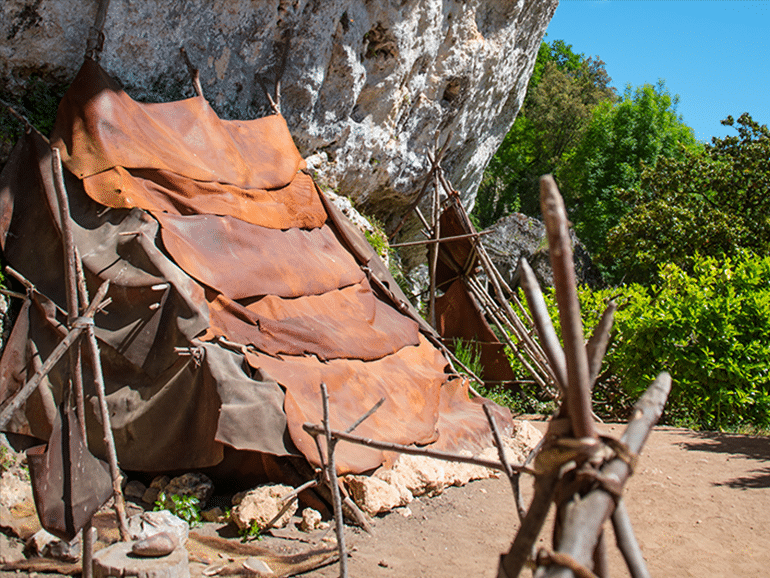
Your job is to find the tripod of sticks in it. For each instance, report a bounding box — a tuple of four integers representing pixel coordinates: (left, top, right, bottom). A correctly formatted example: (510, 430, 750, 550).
(304, 175, 671, 578)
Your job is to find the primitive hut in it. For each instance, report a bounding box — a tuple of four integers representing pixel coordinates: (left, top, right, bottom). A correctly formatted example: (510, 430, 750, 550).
(0, 57, 512, 486)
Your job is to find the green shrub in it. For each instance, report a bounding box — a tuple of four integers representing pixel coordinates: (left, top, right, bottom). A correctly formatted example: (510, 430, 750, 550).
(578, 251, 770, 430)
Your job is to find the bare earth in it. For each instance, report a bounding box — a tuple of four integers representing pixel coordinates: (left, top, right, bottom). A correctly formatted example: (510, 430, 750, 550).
(307, 421, 770, 578)
(2, 421, 769, 577)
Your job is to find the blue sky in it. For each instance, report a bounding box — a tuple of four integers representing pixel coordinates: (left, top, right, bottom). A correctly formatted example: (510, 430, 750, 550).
(545, 1, 770, 142)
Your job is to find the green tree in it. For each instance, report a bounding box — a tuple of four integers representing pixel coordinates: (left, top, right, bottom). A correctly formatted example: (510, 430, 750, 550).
(558, 80, 700, 265)
(605, 113, 770, 284)
(472, 40, 615, 228)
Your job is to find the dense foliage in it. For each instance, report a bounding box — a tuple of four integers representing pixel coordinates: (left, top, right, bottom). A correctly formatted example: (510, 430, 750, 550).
(605, 113, 770, 284)
(580, 253, 770, 430)
(472, 40, 615, 228)
(560, 81, 700, 262)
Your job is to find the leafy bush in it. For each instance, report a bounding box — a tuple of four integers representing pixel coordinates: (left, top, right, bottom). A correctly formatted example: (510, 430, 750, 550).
(578, 252, 770, 430)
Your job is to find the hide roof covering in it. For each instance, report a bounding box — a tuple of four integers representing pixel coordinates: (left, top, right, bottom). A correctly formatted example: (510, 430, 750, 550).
(0, 59, 511, 479)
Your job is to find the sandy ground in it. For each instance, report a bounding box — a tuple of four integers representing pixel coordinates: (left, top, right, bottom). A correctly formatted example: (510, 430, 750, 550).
(2, 421, 769, 577)
(306, 421, 770, 578)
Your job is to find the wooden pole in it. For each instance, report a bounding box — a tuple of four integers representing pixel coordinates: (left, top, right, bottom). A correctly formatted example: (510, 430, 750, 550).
(73, 249, 130, 542)
(518, 258, 568, 396)
(428, 171, 440, 329)
(540, 175, 595, 440)
(320, 384, 348, 578)
(0, 281, 109, 431)
(302, 423, 529, 474)
(389, 229, 493, 248)
(52, 148, 87, 440)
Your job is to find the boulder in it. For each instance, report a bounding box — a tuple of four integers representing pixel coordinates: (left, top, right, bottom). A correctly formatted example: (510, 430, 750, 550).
(483, 212, 602, 289)
(1, 0, 557, 220)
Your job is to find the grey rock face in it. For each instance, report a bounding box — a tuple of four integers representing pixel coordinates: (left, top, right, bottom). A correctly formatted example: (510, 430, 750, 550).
(1, 0, 556, 221)
(484, 212, 602, 289)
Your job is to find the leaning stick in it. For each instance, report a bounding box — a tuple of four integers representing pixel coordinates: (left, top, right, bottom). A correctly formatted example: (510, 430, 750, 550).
(586, 301, 617, 389)
(320, 383, 348, 578)
(180, 47, 204, 97)
(611, 499, 651, 578)
(518, 258, 568, 396)
(389, 229, 493, 248)
(0, 281, 109, 431)
(497, 470, 559, 578)
(85, 0, 111, 61)
(53, 147, 130, 540)
(540, 175, 595, 440)
(483, 404, 518, 497)
(52, 148, 88, 441)
(53, 149, 97, 577)
(74, 253, 130, 541)
(302, 423, 531, 474)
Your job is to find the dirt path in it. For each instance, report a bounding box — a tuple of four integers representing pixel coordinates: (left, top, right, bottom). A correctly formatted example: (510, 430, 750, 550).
(307, 422, 770, 577)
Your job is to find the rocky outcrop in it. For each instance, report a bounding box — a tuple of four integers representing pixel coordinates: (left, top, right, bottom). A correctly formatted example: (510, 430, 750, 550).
(484, 212, 602, 289)
(1, 0, 557, 221)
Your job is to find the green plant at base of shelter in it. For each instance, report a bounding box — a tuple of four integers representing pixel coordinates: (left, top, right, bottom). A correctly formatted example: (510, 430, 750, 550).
(238, 519, 264, 542)
(153, 491, 202, 528)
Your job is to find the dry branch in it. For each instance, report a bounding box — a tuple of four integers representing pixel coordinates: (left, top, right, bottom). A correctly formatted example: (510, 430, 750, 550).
(540, 174, 595, 439)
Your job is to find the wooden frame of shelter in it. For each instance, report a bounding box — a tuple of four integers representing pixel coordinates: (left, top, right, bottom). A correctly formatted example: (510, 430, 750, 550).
(310, 175, 670, 578)
(389, 142, 560, 399)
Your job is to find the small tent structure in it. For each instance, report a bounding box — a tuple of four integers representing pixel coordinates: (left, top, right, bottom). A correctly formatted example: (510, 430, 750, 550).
(0, 58, 511, 483)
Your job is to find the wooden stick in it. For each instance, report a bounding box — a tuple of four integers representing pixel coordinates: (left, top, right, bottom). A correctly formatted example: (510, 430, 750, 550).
(483, 404, 518, 499)
(345, 398, 385, 433)
(52, 149, 96, 578)
(611, 500, 651, 578)
(0, 288, 27, 300)
(52, 148, 87, 441)
(73, 255, 130, 541)
(5, 266, 68, 318)
(540, 372, 671, 578)
(389, 229, 493, 248)
(498, 471, 559, 578)
(302, 423, 530, 474)
(592, 531, 609, 578)
(586, 301, 617, 389)
(428, 171, 440, 329)
(540, 175, 595, 440)
(389, 139, 448, 241)
(180, 47, 204, 97)
(0, 98, 47, 139)
(518, 258, 568, 396)
(0, 281, 109, 431)
(85, 0, 111, 61)
(320, 383, 348, 578)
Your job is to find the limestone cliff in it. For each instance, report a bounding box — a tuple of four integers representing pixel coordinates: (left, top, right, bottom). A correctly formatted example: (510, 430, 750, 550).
(1, 0, 557, 222)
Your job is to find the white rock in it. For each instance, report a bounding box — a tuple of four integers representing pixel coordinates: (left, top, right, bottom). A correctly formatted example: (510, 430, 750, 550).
(344, 474, 412, 516)
(127, 510, 189, 547)
(300, 508, 323, 532)
(230, 484, 297, 531)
